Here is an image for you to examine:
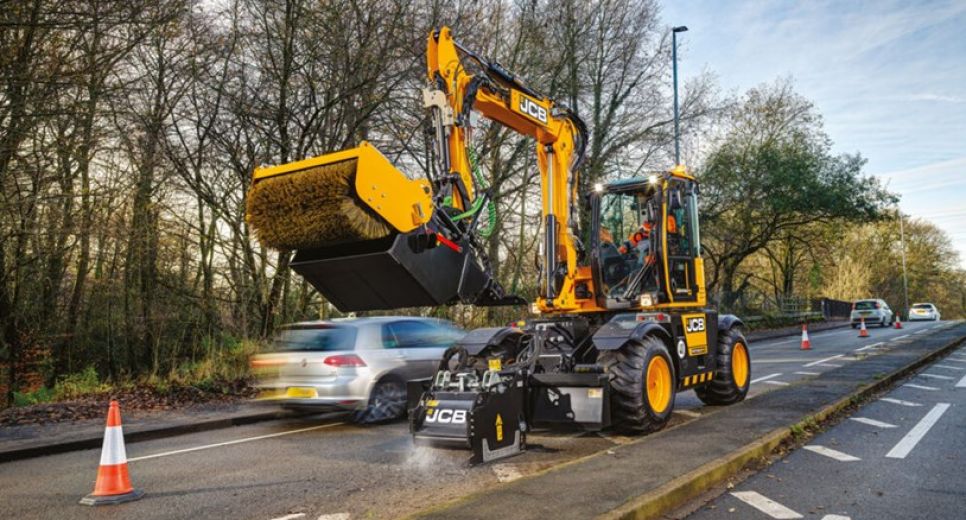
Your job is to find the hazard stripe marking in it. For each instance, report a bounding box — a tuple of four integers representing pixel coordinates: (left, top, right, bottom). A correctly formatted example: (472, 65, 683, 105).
(850, 417, 897, 428)
(904, 383, 939, 391)
(955, 374, 966, 388)
(918, 373, 953, 380)
(881, 397, 922, 407)
(751, 373, 782, 384)
(805, 354, 844, 367)
(886, 403, 951, 459)
(803, 445, 861, 462)
(730, 491, 803, 519)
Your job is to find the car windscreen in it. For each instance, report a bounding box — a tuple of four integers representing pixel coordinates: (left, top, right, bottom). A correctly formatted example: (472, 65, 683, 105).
(912, 304, 933, 309)
(854, 301, 877, 310)
(273, 327, 357, 352)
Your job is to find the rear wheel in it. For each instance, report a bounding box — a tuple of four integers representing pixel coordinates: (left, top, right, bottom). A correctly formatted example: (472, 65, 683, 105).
(354, 379, 406, 424)
(696, 328, 751, 406)
(599, 336, 675, 434)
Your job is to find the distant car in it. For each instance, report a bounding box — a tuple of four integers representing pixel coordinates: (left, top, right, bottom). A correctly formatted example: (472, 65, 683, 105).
(850, 299, 894, 328)
(908, 303, 941, 321)
(251, 317, 464, 423)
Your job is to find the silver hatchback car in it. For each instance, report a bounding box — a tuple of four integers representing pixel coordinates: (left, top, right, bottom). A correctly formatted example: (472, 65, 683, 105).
(850, 299, 894, 328)
(252, 317, 464, 422)
(909, 303, 941, 321)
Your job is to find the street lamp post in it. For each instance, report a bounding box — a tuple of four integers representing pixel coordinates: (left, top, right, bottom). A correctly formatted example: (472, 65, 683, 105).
(898, 210, 910, 320)
(672, 25, 688, 166)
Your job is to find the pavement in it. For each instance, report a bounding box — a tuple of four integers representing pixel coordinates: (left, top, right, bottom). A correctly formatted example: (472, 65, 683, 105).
(0, 320, 958, 519)
(684, 341, 966, 520)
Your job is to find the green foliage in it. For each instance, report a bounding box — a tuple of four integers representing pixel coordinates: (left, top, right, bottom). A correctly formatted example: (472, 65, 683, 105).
(52, 366, 111, 400)
(13, 387, 55, 406)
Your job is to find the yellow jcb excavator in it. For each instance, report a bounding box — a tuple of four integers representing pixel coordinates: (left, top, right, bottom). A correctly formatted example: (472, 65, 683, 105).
(246, 27, 750, 463)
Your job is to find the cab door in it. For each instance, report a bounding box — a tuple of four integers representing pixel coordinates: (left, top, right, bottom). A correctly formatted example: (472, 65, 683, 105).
(663, 179, 700, 303)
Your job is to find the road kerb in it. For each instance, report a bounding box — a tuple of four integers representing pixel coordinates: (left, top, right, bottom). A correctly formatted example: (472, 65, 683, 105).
(600, 331, 966, 520)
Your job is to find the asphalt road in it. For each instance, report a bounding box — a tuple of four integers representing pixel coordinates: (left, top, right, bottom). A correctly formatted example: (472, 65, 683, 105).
(0, 319, 955, 520)
(685, 331, 966, 520)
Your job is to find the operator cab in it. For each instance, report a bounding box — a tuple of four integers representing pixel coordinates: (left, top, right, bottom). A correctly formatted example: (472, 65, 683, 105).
(590, 171, 702, 310)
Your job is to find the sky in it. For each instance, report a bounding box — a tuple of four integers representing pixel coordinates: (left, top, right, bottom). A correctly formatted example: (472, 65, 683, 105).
(662, 0, 966, 266)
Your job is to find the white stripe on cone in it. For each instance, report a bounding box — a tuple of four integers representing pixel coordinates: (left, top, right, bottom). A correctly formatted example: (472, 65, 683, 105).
(99, 425, 128, 466)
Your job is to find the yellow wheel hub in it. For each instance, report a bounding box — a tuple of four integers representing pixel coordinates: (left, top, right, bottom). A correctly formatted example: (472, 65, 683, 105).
(732, 342, 749, 387)
(645, 356, 672, 413)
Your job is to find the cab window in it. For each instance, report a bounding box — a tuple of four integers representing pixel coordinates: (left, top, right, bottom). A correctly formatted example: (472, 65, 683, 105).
(666, 180, 700, 300)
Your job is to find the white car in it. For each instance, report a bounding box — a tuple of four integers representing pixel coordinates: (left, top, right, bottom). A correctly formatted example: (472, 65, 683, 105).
(908, 303, 941, 321)
(850, 299, 894, 328)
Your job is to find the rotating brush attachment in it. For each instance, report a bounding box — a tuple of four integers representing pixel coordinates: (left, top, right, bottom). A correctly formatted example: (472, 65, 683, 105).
(246, 158, 393, 250)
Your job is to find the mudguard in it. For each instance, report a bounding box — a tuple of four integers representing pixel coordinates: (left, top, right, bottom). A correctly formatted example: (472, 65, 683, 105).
(592, 318, 672, 351)
(718, 314, 744, 332)
(456, 326, 524, 356)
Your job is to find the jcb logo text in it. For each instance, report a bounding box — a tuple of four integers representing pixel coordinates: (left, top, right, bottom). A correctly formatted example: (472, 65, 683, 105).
(518, 97, 548, 123)
(425, 408, 467, 424)
(686, 318, 705, 333)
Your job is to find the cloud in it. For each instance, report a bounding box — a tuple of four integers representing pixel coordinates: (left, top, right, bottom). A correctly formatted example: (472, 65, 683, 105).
(905, 93, 966, 104)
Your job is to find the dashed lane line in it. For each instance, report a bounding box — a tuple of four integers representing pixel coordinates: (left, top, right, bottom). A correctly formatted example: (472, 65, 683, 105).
(794, 371, 820, 376)
(128, 422, 345, 462)
(270, 515, 305, 520)
(881, 397, 922, 407)
(904, 383, 940, 391)
(913, 329, 929, 335)
(956, 374, 966, 388)
(855, 342, 883, 352)
(815, 363, 843, 368)
(886, 403, 951, 459)
(764, 380, 790, 386)
(943, 359, 966, 365)
(317, 515, 351, 520)
(918, 373, 954, 380)
(933, 364, 965, 370)
(751, 373, 782, 384)
(804, 354, 844, 368)
(850, 417, 897, 428)
(893, 334, 910, 340)
(730, 491, 803, 519)
(803, 445, 861, 462)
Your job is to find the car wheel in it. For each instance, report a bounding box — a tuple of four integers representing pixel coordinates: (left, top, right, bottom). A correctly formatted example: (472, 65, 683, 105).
(354, 379, 407, 424)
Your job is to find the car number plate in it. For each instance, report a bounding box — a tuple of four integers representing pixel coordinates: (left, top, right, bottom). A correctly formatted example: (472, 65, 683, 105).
(285, 387, 318, 398)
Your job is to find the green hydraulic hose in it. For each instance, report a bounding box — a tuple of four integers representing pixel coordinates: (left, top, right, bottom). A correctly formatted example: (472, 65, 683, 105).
(451, 146, 497, 238)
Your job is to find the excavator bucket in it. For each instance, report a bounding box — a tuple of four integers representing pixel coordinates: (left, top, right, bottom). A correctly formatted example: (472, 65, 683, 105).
(246, 142, 521, 312)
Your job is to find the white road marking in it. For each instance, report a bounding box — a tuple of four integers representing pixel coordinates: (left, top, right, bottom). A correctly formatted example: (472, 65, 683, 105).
(317, 514, 350, 520)
(804, 354, 844, 367)
(913, 330, 928, 335)
(886, 403, 951, 459)
(933, 364, 965, 370)
(764, 380, 790, 386)
(128, 422, 345, 462)
(893, 335, 910, 340)
(956, 374, 966, 388)
(492, 464, 523, 483)
(795, 371, 820, 376)
(881, 397, 922, 407)
(904, 384, 940, 391)
(271, 515, 305, 520)
(918, 373, 954, 380)
(816, 363, 843, 368)
(730, 491, 803, 519)
(803, 445, 861, 462)
(850, 417, 897, 428)
(943, 359, 966, 365)
(755, 359, 812, 364)
(674, 409, 701, 418)
(751, 373, 782, 384)
(821, 515, 852, 520)
(855, 342, 883, 352)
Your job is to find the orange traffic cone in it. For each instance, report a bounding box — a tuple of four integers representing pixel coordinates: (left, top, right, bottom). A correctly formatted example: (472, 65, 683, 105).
(894, 315, 903, 329)
(858, 318, 869, 338)
(800, 323, 811, 350)
(80, 401, 144, 506)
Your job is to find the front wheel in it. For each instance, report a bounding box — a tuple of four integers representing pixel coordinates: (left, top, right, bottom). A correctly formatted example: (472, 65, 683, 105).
(696, 328, 751, 406)
(599, 336, 676, 434)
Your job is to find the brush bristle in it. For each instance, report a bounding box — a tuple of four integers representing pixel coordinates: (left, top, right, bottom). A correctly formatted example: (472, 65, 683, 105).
(246, 159, 392, 250)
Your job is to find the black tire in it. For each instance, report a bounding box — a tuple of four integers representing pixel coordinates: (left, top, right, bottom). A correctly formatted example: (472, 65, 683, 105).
(695, 328, 751, 406)
(598, 336, 676, 434)
(851, 323, 858, 329)
(354, 379, 406, 424)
